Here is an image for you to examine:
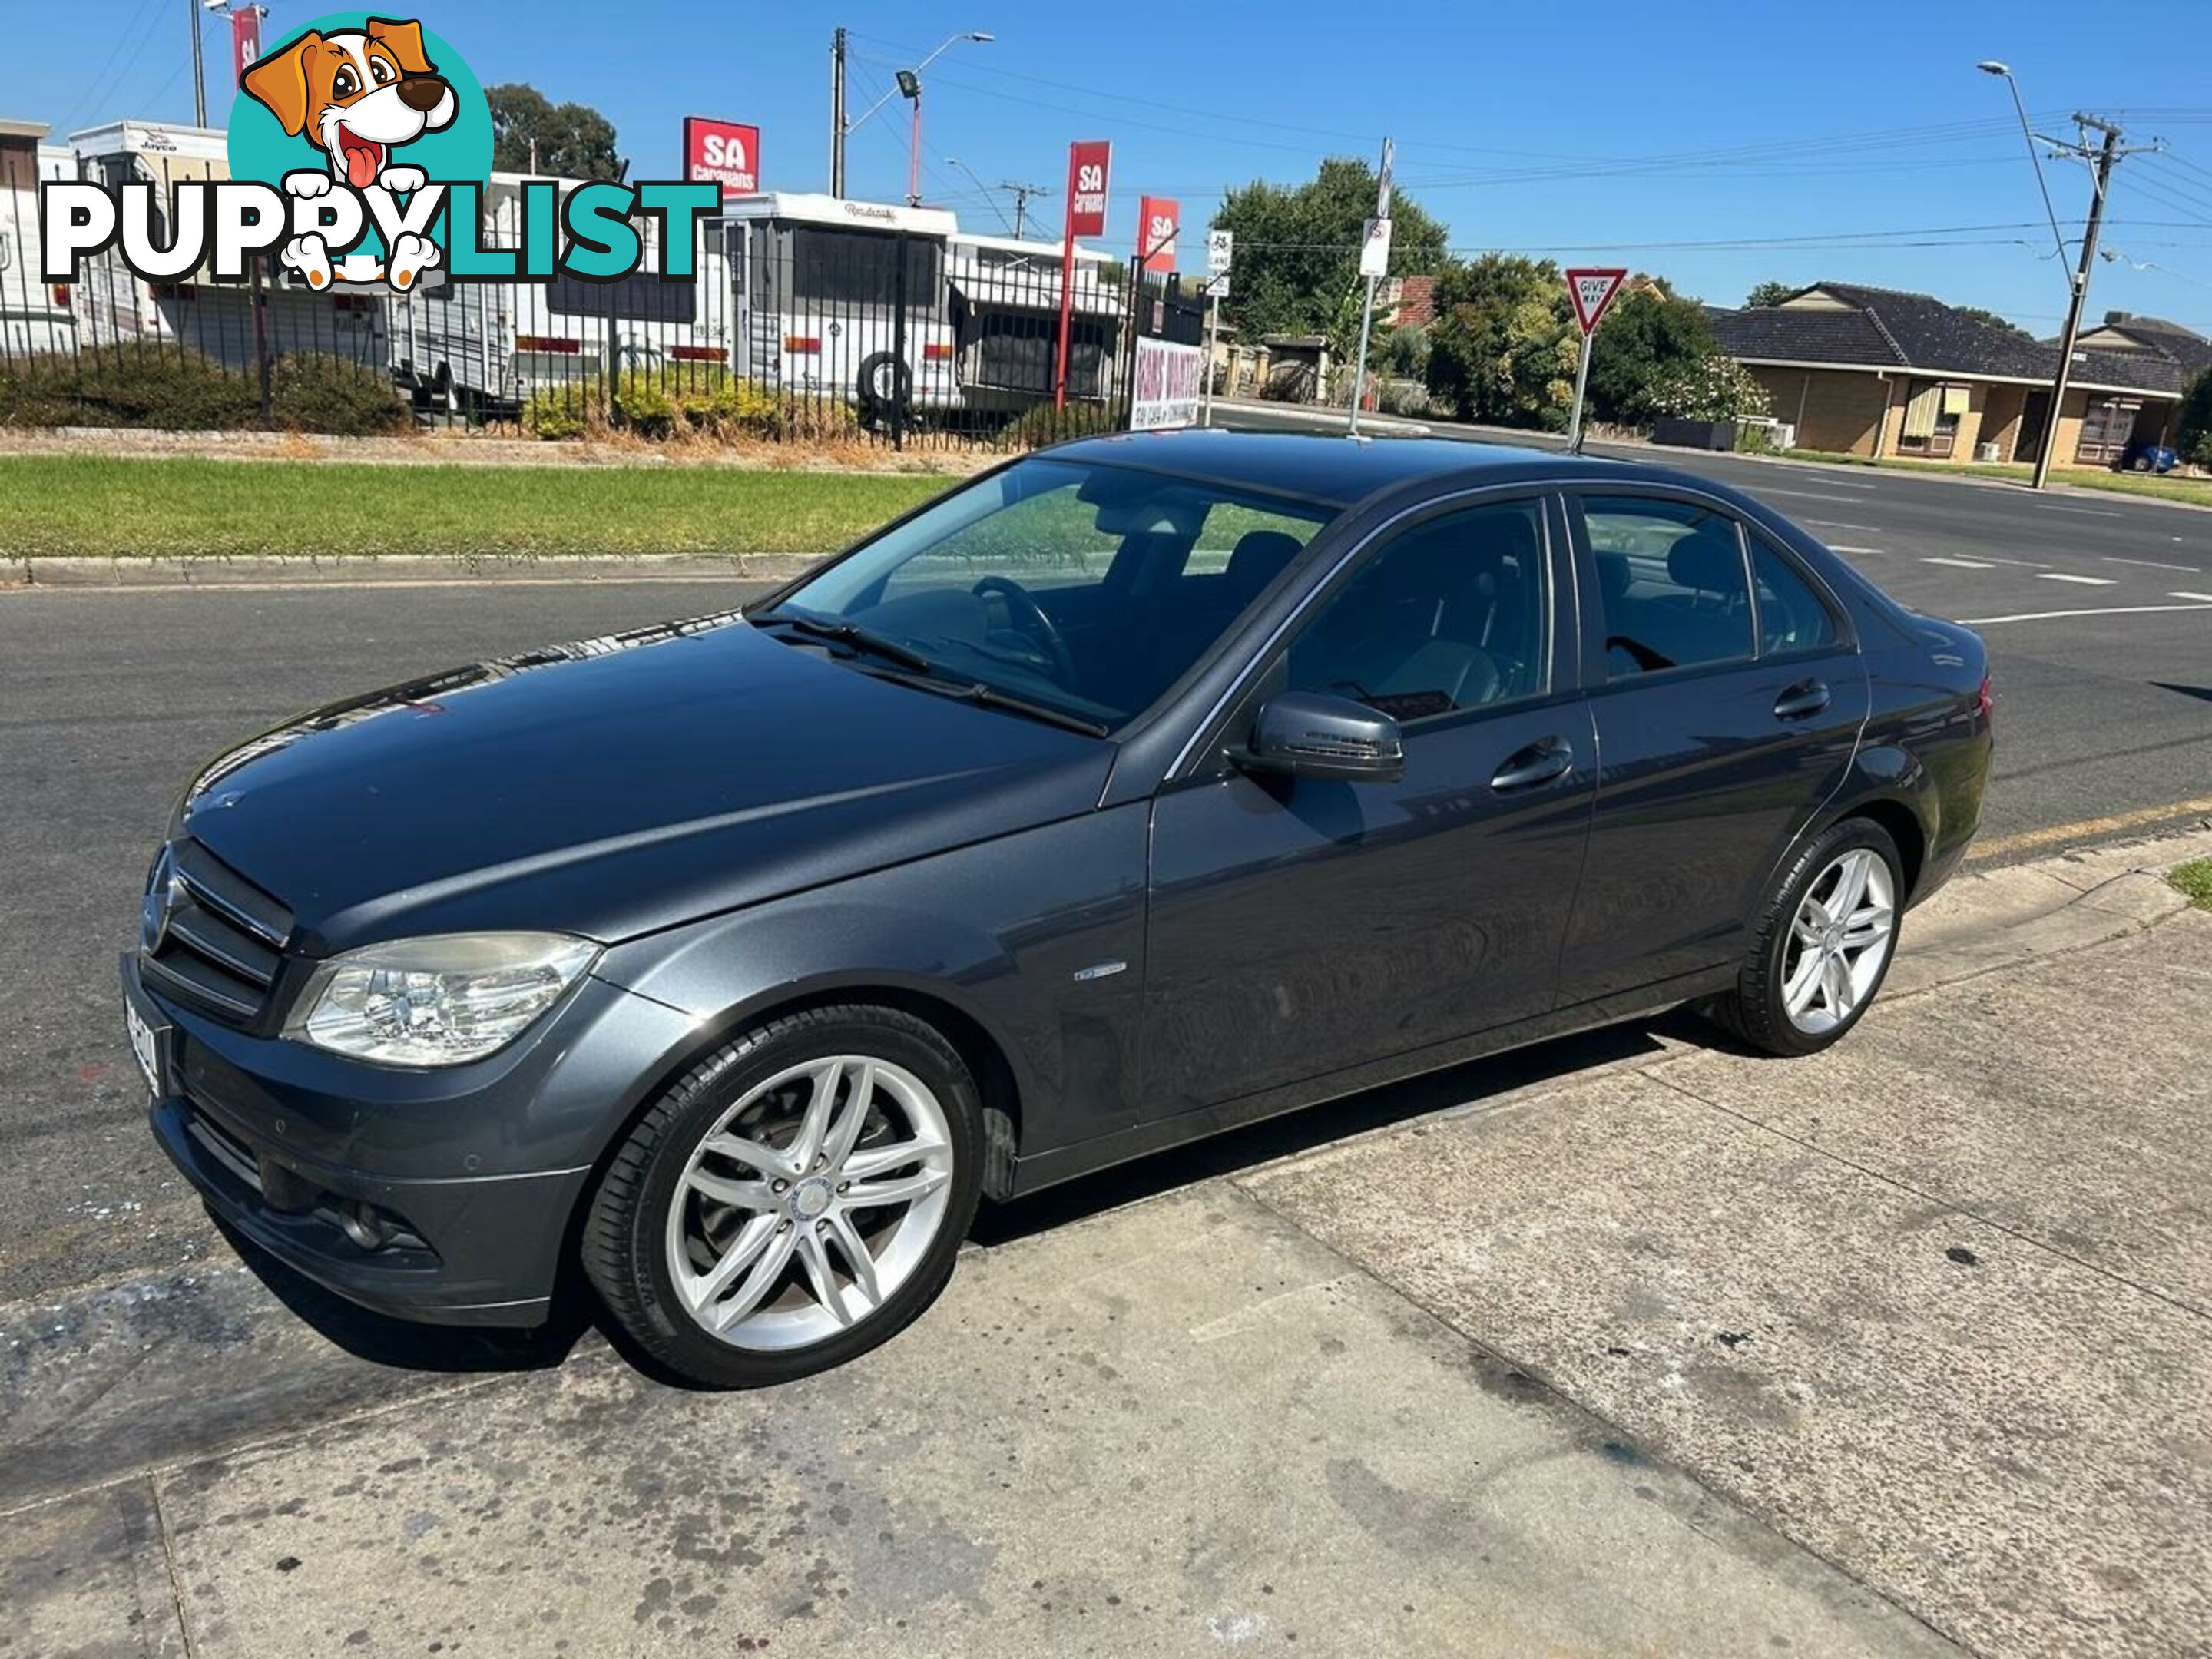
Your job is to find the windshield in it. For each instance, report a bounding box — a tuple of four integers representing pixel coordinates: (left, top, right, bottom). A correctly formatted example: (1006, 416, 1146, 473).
(760, 457, 1336, 730)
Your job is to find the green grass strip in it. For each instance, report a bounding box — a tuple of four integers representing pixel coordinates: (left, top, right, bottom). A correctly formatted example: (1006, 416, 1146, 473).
(0, 457, 952, 560)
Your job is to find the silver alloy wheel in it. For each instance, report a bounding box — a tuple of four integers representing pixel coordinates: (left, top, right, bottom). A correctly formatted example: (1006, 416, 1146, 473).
(664, 1055, 955, 1351)
(1781, 847, 1896, 1035)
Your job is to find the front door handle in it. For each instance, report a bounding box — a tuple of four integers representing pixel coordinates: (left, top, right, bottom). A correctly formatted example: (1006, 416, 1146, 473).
(1491, 736, 1574, 792)
(1773, 680, 1832, 721)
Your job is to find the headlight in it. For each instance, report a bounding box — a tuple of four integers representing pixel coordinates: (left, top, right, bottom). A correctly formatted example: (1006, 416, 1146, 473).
(288, 932, 600, 1068)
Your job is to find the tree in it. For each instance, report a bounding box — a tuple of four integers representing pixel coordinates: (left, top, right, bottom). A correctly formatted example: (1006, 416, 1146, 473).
(1422, 253, 1578, 429)
(1210, 158, 1449, 343)
(486, 84, 621, 181)
(1585, 283, 1717, 426)
(1955, 306, 2033, 340)
(2179, 366, 2212, 468)
(1743, 280, 1795, 309)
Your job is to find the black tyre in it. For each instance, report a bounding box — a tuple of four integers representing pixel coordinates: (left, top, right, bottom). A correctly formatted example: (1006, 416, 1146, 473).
(855, 352, 911, 424)
(582, 1005, 982, 1389)
(1704, 818, 1903, 1058)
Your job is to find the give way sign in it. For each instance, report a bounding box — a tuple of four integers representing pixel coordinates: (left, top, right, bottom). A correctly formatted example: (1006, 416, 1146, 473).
(1565, 267, 1628, 335)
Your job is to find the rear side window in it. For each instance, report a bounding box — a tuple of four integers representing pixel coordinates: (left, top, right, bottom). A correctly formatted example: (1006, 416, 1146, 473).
(1580, 497, 1753, 678)
(1751, 539, 1842, 655)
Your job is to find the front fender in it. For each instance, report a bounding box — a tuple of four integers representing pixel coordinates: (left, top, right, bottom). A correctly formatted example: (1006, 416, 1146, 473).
(591, 805, 1151, 1163)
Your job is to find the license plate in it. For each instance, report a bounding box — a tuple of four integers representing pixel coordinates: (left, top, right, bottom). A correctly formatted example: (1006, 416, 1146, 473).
(125, 995, 163, 1098)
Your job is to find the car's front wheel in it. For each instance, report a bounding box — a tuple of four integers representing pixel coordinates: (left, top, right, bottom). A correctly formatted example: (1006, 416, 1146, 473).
(1705, 818, 1902, 1057)
(583, 1005, 982, 1388)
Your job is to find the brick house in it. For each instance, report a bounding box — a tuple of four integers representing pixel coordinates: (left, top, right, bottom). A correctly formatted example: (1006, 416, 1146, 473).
(1710, 282, 2204, 468)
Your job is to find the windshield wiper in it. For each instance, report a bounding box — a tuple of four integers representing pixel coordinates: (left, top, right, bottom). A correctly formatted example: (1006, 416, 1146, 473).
(749, 610, 935, 674)
(855, 664, 1110, 738)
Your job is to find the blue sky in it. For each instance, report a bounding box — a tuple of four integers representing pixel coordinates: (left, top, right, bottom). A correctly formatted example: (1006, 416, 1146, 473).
(8, 0, 2210, 333)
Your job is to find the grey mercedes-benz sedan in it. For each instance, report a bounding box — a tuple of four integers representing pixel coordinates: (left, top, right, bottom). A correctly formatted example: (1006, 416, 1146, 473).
(122, 432, 1992, 1387)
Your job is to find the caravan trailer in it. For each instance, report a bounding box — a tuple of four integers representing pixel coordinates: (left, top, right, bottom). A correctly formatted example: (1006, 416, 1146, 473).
(61, 121, 386, 371)
(722, 194, 962, 420)
(723, 194, 1126, 426)
(0, 122, 76, 359)
(388, 171, 733, 416)
(943, 230, 1122, 415)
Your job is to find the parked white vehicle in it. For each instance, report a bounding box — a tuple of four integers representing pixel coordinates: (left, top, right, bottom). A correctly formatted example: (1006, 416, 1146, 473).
(0, 124, 77, 358)
(943, 230, 1124, 414)
(389, 172, 733, 415)
(59, 121, 388, 372)
(722, 194, 961, 419)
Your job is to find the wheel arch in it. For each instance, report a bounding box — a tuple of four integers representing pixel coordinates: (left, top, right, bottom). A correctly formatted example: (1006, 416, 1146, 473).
(1833, 795, 1928, 902)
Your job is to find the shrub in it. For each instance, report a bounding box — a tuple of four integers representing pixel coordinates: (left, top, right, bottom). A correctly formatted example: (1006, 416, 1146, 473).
(998, 400, 1119, 449)
(2179, 367, 2212, 469)
(0, 347, 258, 430)
(0, 347, 406, 433)
(608, 369, 678, 439)
(523, 385, 594, 441)
(1649, 355, 1771, 423)
(268, 353, 408, 435)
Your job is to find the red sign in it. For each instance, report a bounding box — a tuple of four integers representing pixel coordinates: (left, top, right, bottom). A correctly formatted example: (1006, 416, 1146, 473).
(1065, 140, 1111, 239)
(1137, 195, 1179, 273)
(684, 116, 760, 202)
(230, 7, 262, 86)
(1565, 267, 1628, 335)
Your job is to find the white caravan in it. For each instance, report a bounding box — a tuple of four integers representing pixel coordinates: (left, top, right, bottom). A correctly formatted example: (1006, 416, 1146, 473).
(0, 122, 77, 357)
(60, 121, 386, 371)
(388, 171, 733, 416)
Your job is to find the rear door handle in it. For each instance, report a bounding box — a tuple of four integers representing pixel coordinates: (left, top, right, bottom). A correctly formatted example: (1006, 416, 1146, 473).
(1773, 680, 1831, 721)
(1491, 736, 1574, 792)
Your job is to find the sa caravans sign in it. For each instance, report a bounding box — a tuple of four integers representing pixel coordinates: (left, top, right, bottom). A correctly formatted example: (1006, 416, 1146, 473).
(684, 116, 760, 202)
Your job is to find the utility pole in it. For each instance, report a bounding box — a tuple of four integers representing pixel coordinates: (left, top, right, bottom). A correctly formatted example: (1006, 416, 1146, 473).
(2034, 115, 2142, 490)
(1007, 182, 1047, 238)
(190, 0, 208, 126)
(830, 27, 847, 197)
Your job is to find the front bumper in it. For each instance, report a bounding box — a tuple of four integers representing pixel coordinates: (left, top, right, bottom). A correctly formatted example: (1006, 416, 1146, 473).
(124, 951, 696, 1328)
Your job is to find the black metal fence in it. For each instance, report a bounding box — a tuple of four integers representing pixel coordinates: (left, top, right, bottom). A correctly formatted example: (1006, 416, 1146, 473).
(0, 164, 1185, 449)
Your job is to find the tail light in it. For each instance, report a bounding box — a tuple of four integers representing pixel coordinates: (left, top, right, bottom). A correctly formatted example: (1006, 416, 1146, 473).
(922, 341, 954, 362)
(783, 335, 820, 354)
(51, 283, 70, 306)
(1976, 672, 1993, 724)
(670, 344, 724, 363)
(515, 334, 581, 354)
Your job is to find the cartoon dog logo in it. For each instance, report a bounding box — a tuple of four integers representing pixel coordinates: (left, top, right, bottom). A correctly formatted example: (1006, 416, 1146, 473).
(240, 17, 455, 291)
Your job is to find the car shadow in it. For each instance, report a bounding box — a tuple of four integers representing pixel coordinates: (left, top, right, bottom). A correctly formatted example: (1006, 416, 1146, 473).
(212, 1214, 599, 1374)
(972, 1013, 1700, 1248)
(215, 1012, 1711, 1383)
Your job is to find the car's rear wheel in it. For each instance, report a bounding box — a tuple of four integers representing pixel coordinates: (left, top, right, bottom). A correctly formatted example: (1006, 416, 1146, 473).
(583, 1005, 982, 1388)
(1705, 818, 1902, 1057)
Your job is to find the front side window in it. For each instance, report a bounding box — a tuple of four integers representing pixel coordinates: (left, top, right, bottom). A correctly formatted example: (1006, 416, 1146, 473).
(1581, 496, 1754, 678)
(767, 459, 1333, 729)
(1285, 501, 1548, 724)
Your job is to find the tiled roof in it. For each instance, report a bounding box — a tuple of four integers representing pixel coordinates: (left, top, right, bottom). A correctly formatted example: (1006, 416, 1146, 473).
(1711, 282, 2197, 398)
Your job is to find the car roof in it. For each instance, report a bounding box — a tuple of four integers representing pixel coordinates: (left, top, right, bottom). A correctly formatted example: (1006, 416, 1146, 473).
(1042, 429, 1717, 511)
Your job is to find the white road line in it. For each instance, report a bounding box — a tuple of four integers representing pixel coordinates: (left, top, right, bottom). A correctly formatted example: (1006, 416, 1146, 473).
(2104, 556, 2201, 573)
(1827, 545, 1886, 555)
(1924, 557, 1996, 569)
(1804, 521, 1885, 533)
(1960, 602, 2212, 624)
(1961, 554, 2051, 568)
(1758, 488, 1880, 504)
(2173, 591, 2212, 603)
(2038, 505, 2126, 518)
(2035, 571, 2117, 586)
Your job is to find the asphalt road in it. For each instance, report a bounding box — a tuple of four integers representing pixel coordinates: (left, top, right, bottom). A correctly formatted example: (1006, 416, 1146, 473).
(3, 436, 2210, 1304)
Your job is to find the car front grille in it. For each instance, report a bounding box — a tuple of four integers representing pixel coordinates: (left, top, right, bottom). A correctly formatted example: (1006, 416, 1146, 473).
(141, 839, 293, 1027)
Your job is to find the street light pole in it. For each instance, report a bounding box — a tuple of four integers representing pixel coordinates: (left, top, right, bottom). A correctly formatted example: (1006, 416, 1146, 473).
(830, 27, 847, 197)
(839, 30, 992, 203)
(190, 0, 208, 125)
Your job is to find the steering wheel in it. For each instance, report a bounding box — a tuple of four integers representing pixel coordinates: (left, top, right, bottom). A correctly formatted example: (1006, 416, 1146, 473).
(971, 575, 1076, 685)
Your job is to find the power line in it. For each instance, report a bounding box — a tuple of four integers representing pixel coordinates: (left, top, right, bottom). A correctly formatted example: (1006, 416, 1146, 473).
(56, 0, 170, 135)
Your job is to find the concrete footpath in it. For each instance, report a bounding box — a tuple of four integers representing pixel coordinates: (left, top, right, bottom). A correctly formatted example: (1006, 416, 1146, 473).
(3, 833, 2208, 1658)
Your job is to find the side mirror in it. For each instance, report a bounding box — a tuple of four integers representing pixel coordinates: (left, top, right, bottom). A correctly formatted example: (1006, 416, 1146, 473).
(1237, 690, 1405, 783)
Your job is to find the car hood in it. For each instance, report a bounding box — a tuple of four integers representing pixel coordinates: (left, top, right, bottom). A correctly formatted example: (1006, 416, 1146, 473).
(174, 614, 1113, 951)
